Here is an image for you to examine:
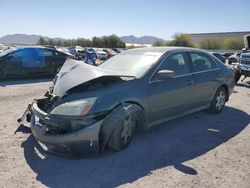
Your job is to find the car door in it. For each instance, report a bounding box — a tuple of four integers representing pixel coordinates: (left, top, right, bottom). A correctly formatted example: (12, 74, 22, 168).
(38, 49, 66, 75)
(3, 49, 29, 76)
(148, 52, 196, 125)
(32, 48, 47, 74)
(16, 48, 44, 75)
(188, 51, 222, 107)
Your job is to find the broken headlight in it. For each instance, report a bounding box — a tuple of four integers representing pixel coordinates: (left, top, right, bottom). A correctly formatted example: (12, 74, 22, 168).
(50, 97, 97, 116)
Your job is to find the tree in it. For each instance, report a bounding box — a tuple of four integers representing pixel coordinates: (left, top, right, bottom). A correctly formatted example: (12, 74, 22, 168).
(166, 33, 195, 47)
(92, 36, 103, 47)
(47, 39, 55, 45)
(37, 35, 126, 48)
(56, 40, 62, 46)
(200, 38, 223, 49)
(223, 38, 244, 50)
(108, 34, 124, 48)
(153, 40, 165, 46)
(37, 37, 45, 45)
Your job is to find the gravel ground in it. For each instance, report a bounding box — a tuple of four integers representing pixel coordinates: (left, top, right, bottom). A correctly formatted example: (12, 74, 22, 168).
(0, 78, 249, 188)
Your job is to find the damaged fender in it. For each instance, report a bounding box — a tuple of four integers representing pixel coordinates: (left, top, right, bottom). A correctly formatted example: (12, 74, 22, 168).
(99, 102, 145, 151)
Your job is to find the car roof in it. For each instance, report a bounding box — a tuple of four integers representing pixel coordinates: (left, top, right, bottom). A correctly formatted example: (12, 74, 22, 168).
(123, 46, 207, 54)
(13, 46, 57, 51)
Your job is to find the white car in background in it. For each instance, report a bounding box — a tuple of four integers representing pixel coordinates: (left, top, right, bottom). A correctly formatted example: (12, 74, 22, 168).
(0, 44, 6, 53)
(96, 50, 108, 60)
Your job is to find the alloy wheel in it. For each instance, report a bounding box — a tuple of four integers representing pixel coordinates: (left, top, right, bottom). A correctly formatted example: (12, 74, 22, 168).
(120, 115, 136, 145)
(215, 91, 226, 111)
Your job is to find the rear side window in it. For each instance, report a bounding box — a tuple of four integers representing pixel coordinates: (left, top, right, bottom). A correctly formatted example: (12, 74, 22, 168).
(190, 52, 218, 72)
(159, 52, 190, 76)
(36, 49, 54, 57)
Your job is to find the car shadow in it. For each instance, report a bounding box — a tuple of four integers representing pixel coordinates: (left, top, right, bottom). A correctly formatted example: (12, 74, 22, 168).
(0, 76, 53, 87)
(21, 106, 250, 188)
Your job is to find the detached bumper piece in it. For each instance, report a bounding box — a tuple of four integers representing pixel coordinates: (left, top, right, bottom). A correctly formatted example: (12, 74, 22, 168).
(28, 98, 103, 157)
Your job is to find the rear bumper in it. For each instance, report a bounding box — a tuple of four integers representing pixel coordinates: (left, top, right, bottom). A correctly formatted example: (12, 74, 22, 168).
(29, 100, 104, 157)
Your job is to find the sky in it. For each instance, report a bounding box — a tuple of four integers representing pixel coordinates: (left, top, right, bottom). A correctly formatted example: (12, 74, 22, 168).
(0, 0, 250, 40)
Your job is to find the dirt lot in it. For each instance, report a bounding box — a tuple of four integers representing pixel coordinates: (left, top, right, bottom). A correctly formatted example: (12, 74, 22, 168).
(0, 78, 249, 188)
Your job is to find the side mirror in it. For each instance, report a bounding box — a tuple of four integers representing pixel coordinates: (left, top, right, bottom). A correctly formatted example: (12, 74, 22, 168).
(157, 70, 175, 80)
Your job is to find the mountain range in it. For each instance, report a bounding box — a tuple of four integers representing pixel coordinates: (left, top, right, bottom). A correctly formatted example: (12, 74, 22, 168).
(120, 35, 165, 44)
(0, 34, 165, 45)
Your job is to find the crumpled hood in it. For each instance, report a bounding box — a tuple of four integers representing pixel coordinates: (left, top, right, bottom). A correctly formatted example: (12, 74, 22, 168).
(53, 58, 135, 97)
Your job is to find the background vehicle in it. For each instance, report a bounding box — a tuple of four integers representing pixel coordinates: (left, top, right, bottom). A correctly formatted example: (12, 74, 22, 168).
(84, 48, 97, 65)
(0, 46, 72, 78)
(211, 52, 226, 64)
(234, 52, 250, 83)
(22, 47, 235, 156)
(111, 48, 121, 53)
(0, 44, 6, 53)
(228, 52, 240, 64)
(103, 49, 117, 58)
(96, 50, 108, 60)
(221, 52, 234, 59)
(68, 46, 84, 60)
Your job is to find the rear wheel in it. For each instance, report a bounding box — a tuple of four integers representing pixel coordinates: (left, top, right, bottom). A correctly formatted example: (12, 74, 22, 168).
(208, 87, 227, 114)
(107, 113, 137, 151)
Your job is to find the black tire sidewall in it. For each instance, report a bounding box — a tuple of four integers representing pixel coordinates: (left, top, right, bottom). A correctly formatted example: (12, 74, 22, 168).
(107, 111, 136, 151)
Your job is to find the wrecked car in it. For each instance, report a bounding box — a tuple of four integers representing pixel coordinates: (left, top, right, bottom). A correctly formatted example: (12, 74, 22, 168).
(0, 46, 75, 79)
(19, 47, 235, 156)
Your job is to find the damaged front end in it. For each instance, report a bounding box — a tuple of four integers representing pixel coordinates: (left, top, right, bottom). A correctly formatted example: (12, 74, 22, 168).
(18, 58, 136, 157)
(19, 92, 107, 157)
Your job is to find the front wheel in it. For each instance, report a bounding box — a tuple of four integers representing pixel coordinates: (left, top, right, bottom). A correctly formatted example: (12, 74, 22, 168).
(208, 87, 227, 114)
(107, 113, 136, 151)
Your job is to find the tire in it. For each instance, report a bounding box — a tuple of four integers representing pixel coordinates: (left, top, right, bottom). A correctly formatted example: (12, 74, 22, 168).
(208, 87, 227, 114)
(107, 111, 137, 151)
(234, 70, 241, 83)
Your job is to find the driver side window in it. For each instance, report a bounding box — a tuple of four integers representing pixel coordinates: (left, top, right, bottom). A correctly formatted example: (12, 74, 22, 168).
(12, 49, 40, 68)
(159, 52, 191, 76)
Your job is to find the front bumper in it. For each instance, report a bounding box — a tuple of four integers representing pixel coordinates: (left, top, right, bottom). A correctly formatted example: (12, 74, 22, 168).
(28, 99, 104, 157)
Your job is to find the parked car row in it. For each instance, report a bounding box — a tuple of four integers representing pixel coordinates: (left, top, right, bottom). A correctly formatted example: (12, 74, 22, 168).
(209, 50, 250, 83)
(0, 44, 124, 79)
(67, 46, 121, 60)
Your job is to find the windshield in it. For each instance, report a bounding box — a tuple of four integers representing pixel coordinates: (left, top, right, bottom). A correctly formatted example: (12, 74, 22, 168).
(99, 51, 162, 77)
(87, 49, 95, 53)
